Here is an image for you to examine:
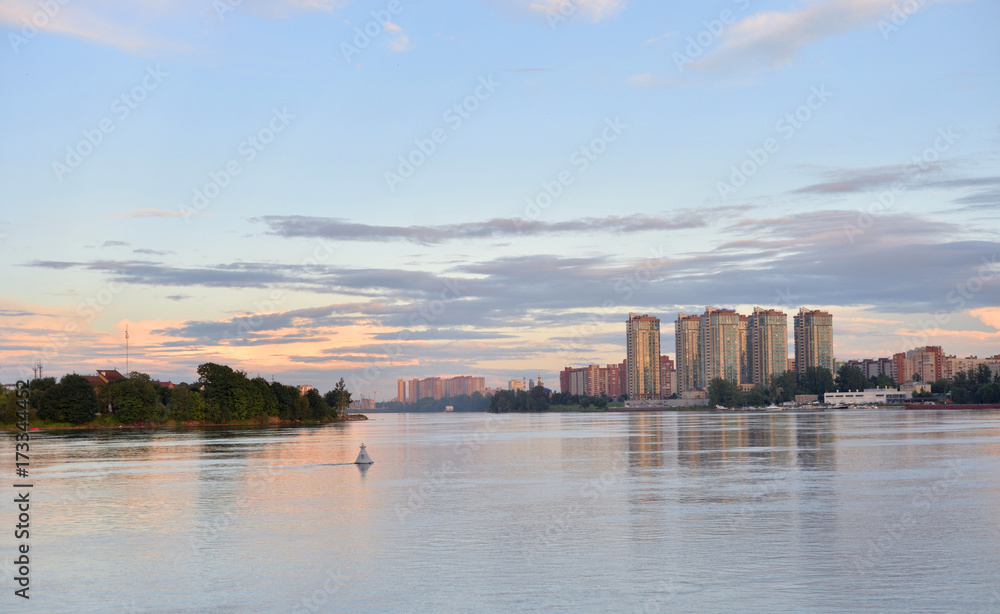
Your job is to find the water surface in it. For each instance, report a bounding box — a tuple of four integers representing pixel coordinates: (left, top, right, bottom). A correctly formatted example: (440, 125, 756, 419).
(5, 410, 1000, 613)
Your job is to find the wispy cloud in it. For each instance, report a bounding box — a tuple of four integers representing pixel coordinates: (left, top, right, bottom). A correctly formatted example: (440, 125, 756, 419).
(254, 210, 715, 244)
(111, 209, 187, 219)
(514, 0, 626, 22)
(0, 0, 352, 54)
(694, 0, 948, 72)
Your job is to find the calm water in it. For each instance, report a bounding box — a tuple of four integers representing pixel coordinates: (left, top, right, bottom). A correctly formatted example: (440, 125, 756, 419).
(4, 410, 1000, 613)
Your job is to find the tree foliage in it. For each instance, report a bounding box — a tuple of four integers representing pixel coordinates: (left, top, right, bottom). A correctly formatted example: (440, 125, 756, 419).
(38, 374, 100, 424)
(708, 378, 743, 408)
(100, 372, 158, 424)
(836, 365, 869, 392)
(489, 387, 553, 413)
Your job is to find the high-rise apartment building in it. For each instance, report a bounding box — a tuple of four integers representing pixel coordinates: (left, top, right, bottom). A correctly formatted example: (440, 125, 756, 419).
(626, 313, 661, 400)
(659, 355, 676, 398)
(675, 313, 702, 392)
(893, 346, 944, 382)
(747, 307, 788, 386)
(794, 308, 834, 374)
(401, 375, 485, 403)
(700, 307, 744, 385)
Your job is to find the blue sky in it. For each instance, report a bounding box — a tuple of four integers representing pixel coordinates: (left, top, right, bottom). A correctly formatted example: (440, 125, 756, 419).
(1, 0, 998, 396)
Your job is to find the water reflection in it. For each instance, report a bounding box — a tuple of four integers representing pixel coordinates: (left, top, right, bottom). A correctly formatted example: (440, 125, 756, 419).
(7, 411, 1000, 614)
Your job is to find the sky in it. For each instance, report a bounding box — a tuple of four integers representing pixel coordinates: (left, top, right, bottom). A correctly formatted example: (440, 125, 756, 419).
(1, 0, 998, 397)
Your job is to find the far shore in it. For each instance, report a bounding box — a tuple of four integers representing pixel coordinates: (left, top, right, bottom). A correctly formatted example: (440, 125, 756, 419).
(3, 413, 368, 432)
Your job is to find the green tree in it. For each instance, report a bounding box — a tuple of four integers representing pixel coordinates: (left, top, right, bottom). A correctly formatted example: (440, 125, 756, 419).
(1, 389, 19, 425)
(708, 378, 743, 408)
(976, 382, 1000, 404)
(489, 390, 514, 413)
(101, 372, 158, 424)
(39, 374, 100, 424)
(974, 364, 993, 386)
(271, 382, 305, 420)
(328, 378, 352, 418)
(168, 385, 207, 422)
(251, 377, 278, 420)
(770, 371, 799, 404)
(745, 386, 768, 407)
(931, 378, 951, 394)
(197, 363, 259, 423)
(305, 388, 330, 420)
(873, 374, 897, 389)
(912, 372, 923, 382)
(800, 367, 835, 397)
(529, 386, 550, 411)
(28, 376, 57, 414)
(836, 365, 869, 393)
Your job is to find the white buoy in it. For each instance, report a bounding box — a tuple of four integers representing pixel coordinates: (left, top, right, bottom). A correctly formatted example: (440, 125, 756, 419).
(355, 443, 374, 465)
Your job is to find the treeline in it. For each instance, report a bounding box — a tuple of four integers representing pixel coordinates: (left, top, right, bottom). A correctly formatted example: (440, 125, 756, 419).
(488, 387, 552, 413)
(708, 363, 1000, 408)
(926, 365, 1000, 404)
(0, 362, 354, 426)
(377, 393, 490, 413)
(548, 392, 611, 409)
(708, 366, 838, 408)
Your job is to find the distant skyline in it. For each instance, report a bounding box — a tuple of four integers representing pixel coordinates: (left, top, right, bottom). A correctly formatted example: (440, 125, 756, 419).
(1, 0, 998, 394)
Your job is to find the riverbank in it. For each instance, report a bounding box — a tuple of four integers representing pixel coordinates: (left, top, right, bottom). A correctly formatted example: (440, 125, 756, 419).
(2, 413, 368, 432)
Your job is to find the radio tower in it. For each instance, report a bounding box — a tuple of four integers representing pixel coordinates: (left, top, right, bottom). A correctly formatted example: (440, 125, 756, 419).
(34, 361, 42, 381)
(125, 325, 129, 377)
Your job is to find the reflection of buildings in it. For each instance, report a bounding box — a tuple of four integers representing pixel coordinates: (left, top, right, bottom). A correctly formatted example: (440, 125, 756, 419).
(627, 413, 664, 470)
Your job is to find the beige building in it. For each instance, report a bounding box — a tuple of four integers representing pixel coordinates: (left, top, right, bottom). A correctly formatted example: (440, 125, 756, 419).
(675, 313, 702, 392)
(794, 308, 834, 374)
(700, 307, 744, 385)
(627, 313, 661, 400)
(748, 307, 788, 386)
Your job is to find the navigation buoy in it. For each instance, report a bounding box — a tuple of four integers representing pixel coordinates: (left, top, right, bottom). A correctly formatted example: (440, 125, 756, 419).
(355, 443, 374, 465)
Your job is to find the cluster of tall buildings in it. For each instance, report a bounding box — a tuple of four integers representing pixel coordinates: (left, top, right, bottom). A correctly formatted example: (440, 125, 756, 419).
(560, 308, 832, 399)
(674, 307, 833, 393)
(848, 348, 1000, 383)
(396, 375, 486, 404)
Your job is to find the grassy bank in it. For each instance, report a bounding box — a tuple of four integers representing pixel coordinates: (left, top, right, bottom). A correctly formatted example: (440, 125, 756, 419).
(2, 413, 367, 431)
